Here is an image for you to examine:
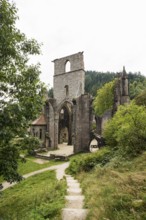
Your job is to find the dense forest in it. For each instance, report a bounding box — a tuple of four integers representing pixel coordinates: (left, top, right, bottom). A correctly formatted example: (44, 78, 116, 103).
(85, 71, 146, 99)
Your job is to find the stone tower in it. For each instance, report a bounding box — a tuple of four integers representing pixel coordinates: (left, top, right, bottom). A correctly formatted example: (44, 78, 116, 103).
(53, 52, 85, 104)
(113, 66, 129, 113)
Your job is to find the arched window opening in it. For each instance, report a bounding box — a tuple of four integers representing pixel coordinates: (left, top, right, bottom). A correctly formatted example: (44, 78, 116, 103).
(58, 104, 72, 145)
(60, 108, 64, 120)
(60, 109, 64, 114)
(40, 129, 42, 139)
(89, 139, 98, 152)
(65, 85, 69, 97)
(65, 60, 71, 72)
(32, 128, 35, 136)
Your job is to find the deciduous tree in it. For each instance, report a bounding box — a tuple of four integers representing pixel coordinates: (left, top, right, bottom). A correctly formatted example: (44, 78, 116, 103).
(0, 0, 45, 182)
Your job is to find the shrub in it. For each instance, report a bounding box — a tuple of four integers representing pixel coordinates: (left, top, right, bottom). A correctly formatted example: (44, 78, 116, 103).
(103, 102, 146, 157)
(12, 136, 40, 156)
(67, 148, 111, 175)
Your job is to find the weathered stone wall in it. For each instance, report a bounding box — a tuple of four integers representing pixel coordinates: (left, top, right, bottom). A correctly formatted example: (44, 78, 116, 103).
(120, 75, 129, 104)
(53, 52, 84, 75)
(45, 99, 58, 149)
(53, 52, 85, 104)
(30, 125, 46, 147)
(73, 94, 92, 153)
(101, 109, 112, 134)
(113, 70, 129, 113)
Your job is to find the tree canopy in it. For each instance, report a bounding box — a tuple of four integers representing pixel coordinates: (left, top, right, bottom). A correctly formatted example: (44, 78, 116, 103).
(0, 0, 45, 182)
(85, 71, 116, 96)
(134, 89, 146, 106)
(93, 80, 115, 116)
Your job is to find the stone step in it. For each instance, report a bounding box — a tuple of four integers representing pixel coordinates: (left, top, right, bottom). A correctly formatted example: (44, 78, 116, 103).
(67, 183, 80, 188)
(66, 177, 78, 182)
(62, 208, 88, 220)
(67, 187, 82, 195)
(65, 195, 84, 209)
(67, 182, 80, 188)
(66, 178, 79, 183)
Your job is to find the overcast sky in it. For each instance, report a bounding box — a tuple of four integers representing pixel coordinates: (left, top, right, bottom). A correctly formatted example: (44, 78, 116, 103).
(13, 0, 146, 87)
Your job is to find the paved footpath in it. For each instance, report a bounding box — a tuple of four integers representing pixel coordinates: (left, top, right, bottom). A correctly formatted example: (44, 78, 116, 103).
(1, 161, 88, 220)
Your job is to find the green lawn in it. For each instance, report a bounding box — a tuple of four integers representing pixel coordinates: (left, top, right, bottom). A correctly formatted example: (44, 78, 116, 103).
(18, 158, 62, 175)
(0, 170, 66, 220)
(0, 158, 63, 184)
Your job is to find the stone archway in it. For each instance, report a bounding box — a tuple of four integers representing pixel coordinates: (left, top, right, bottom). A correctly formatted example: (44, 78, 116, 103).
(89, 138, 98, 152)
(58, 102, 72, 145)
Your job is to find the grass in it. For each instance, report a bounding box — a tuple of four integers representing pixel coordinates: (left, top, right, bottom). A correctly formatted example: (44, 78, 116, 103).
(0, 157, 63, 184)
(68, 150, 146, 220)
(0, 170, 66, 220)
(18, 157, 62, 175)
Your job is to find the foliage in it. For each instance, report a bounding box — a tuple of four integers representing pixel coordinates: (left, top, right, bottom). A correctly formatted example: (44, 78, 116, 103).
(66, 148, 146, 219)
(128, 72, 146, 99)
(66, 148, 111, 175)
(0, 0, 45, 182)
(21, 136, 40, 156)
(85, 71, 116, 96)
(85, 70, 146, 99)
(48, 87, 54, 98)
(11, 135, 40, 156)
(0, 144, 22, 183)
(93, 80, 115, 116)
(76, 152, 146, 220)
(0, 171, 66, 219)
(135, 89, 146, 106)
(0, 157, 63, 184)
(103, 102, 146, 157)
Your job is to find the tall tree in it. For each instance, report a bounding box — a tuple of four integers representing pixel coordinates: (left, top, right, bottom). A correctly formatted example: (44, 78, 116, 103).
(0, 0, 45, 182)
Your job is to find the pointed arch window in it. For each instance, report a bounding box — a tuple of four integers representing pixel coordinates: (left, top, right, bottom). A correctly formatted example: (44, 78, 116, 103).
(65, 85, 69, 97)
(39, 129, 42, 139)
(65, 60, 71, 72)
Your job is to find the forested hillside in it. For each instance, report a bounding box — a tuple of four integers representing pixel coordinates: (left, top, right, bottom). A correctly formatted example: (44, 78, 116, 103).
(85, 71, 146, 99)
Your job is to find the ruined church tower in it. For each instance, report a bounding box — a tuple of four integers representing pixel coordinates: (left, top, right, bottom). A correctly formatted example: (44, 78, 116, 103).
(113, 66, 129, 113)
(53, 52, 85, 104)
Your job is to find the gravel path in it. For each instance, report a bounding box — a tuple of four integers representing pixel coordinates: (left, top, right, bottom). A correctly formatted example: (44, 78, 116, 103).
(43, 143, 73, 157)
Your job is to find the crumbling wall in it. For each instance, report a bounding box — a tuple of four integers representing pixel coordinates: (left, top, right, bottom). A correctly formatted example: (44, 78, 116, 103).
(53, 52, 85, 104)
(73, 94, 92, 153)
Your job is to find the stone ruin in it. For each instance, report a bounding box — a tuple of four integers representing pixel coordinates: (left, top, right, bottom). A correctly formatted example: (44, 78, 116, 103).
(31, 52, 129, 153)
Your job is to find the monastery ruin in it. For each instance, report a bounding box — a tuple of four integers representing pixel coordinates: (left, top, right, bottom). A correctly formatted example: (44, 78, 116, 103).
(31, 52, 129, 153)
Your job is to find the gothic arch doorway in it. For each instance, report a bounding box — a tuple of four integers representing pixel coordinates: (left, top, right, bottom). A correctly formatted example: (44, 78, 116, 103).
(58, 102, 72, 145)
